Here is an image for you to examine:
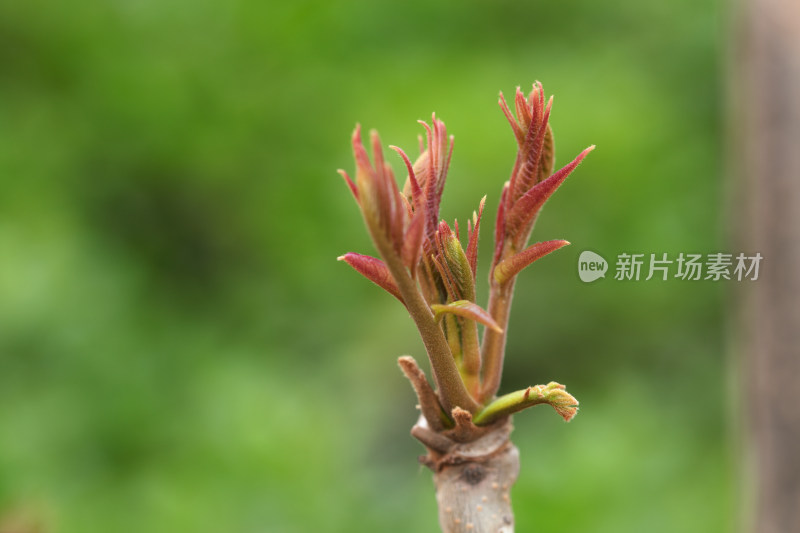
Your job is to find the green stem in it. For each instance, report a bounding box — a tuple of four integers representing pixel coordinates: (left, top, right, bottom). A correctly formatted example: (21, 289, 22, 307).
(374, 235, 480, 413)
(460, 319, 481, 399)
(479, 276, 516, 403)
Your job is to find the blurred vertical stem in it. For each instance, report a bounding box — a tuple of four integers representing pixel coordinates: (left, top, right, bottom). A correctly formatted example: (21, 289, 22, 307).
(737, 0, 800, 531)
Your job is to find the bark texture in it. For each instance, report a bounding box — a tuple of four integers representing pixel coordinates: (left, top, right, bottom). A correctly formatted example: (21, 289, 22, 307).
(413, 418, 520, 533)
(736, 0, 800, 531)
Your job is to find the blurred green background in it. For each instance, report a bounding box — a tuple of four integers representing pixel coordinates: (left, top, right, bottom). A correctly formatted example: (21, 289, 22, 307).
(0, 0, 734, 531)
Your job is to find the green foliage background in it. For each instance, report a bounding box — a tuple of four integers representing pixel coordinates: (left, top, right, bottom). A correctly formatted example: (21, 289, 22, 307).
(0, 0, 735, 531)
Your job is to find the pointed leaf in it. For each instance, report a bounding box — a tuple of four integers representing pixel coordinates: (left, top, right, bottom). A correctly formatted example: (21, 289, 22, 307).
(382, 159, 405, 252)
(466, 196, 486, 279)
(391, 145, 423, 210)
(369, 130, 394, 237)
(494, 240, 570, 284)
(498, 91, 524, 145)
(506, 145, 595, 238)
(338, 253, 404, 304)
(351, 124, 373, 180)
(415, 116, 454, 244)
(351, 126, 388, 243)
(537, 122, 555, 185)
(511, 95, 552, 202)
(402, 208, 425, 271)
(431, 300, 502, 333)
(506, 83, 546, 203)
(515, 85, 532, 132)
(337, 169, 359, 203)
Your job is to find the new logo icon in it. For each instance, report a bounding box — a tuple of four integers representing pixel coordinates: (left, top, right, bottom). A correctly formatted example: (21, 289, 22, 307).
(578, 251, 608, 283)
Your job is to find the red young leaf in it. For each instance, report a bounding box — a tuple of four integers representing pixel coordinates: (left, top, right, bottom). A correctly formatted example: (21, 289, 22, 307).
(382, 159, 405, 252)
(493, 240, 571, 284)
(337, 169, 359, 203)
(466, 196, 486, 279)
(511, 96, 552, 202)
(416, 117, 453, 244)
(351, 124, 411, 256)
(402, 208, 425, 271)
(351, 124, 372, 178)
(515, 85, 533, 133)
(338, 253, 404, 304)
(391, 145, 424, 211)
(499, 91, 524, 146)
(505, 145, 595, 240)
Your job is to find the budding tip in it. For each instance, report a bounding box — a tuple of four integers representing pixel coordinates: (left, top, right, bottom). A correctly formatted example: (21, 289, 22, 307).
(336, 254, 347, 261)
(398, 355, 414, 366)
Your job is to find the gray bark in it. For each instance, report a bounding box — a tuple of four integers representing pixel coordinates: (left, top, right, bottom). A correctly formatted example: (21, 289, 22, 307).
(413, 418, 520, 533)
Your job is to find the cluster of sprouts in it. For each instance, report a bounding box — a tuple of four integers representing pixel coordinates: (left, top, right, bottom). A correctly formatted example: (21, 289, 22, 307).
(338, 83, 593, 437)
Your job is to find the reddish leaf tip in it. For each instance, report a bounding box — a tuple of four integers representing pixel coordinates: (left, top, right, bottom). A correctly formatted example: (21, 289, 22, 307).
(493, 239, 571, 284)
(337, 169, 359, 202)
(339, 252, 404, 304)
